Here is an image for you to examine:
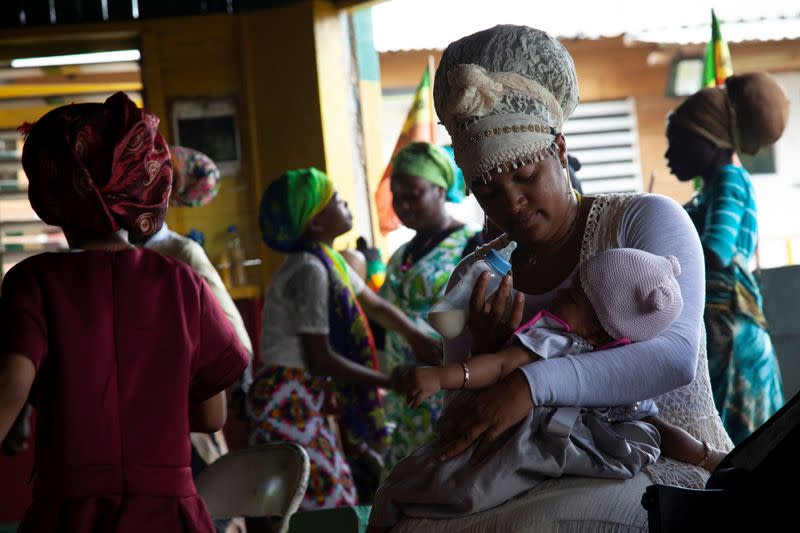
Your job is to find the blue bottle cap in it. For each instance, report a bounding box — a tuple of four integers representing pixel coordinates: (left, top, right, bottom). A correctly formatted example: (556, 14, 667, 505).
(227, 225, 237, 233)
(485, 249, 511, 275)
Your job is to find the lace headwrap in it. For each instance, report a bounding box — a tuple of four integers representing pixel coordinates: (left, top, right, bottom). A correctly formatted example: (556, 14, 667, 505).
(434, 25, 579, 184)
(20, 92, 172, 239)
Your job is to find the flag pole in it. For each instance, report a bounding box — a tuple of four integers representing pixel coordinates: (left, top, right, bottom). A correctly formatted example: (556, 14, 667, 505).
(647, 171, 656, 193)
(428, 54, 437, 143)
(374, 65, 438, 234)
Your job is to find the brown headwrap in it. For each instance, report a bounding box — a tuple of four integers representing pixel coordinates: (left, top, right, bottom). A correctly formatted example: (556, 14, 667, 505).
(20, 92, 172, 239)
(670, 72, 790, 155)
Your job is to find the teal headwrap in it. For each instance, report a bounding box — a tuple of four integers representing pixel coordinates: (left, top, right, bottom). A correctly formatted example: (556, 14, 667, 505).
(259, 167, 334, 252)
(392, 142, 465, 203)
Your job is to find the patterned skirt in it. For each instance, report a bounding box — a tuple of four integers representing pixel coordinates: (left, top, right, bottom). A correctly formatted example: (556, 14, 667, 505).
(705, 308, 784, 445)
(246, 365, 357, 510)
(705, 266, 784, 445)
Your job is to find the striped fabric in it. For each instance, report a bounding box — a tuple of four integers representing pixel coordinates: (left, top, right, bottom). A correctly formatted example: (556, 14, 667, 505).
(694, 164, 758, 267)
(685, 164, 784, 444)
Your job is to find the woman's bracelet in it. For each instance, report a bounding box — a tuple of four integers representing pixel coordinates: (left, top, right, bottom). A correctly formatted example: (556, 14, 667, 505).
(460, 361, 470, 389)
(695, 440, 712, 468)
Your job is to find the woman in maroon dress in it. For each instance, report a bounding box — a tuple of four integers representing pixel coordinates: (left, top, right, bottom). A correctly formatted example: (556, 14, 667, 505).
(0, 92, 249, 532)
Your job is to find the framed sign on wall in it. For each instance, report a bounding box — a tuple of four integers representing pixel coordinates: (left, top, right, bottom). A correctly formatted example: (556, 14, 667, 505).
(171, 97, 241, 177)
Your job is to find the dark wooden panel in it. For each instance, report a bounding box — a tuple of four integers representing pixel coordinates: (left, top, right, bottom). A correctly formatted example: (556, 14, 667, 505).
(138, 0, 205, 19)
(21, 0, 52, 26)
(54, 0, 104, 24)
(203, 0, 233, 13)
(107, 0, 134, 21)
(0, 1, 24, 28)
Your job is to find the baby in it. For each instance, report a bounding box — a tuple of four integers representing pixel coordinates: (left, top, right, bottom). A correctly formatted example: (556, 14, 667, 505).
(370, 248, 724, 528)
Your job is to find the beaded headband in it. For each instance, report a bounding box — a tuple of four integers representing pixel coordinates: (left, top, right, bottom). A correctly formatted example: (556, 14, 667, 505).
(433, 26, 579, 186)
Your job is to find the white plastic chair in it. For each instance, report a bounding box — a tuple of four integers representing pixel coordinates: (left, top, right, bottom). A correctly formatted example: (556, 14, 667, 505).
(196, 442, 310, 533)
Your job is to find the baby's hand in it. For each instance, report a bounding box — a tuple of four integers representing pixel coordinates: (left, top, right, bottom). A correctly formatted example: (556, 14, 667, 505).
(404, 367, 442, 408)
(407, 331, 443, 366)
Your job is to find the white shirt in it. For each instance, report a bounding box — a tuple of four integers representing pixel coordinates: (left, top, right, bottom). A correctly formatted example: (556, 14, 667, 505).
(446, 194, 701, 411)
(260, 251, 366, 370)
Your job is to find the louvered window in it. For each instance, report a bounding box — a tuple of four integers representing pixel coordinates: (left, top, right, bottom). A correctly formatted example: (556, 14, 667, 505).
(564, 98, 642, 195)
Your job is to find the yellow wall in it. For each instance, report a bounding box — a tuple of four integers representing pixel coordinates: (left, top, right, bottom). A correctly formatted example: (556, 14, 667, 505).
(313, 0, 361, 251)
(359, 78, 387, 251)
(0, 2, 366, 286)
(238, 1, 360, 280)
(138, 15, 257, 274)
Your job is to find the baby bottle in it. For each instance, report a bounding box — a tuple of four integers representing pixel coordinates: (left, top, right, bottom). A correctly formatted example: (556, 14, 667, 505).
(428, 241, 517, 339)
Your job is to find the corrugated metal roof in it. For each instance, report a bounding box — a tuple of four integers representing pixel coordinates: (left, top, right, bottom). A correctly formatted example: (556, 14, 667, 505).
(629, 15, 800, 44)
(372, 0, 800, 51)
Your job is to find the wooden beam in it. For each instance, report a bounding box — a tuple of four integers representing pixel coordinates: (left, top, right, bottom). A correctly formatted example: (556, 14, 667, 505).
(0, 71, 141, 85)
(0, 97, 144, 129)
(0, 82, 142, 99)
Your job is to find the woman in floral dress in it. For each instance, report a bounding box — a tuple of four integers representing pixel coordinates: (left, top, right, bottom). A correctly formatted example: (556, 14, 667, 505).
(381, 142, 479, 468)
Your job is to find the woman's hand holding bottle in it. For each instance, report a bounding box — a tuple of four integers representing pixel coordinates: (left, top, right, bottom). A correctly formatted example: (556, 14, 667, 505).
(468, 272, 525, 354)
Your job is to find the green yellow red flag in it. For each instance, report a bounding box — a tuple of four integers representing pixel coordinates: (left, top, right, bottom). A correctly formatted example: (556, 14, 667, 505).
(695, 9, 736, 191)
(375, 66, 436, 234)
(702, 9, 733, 88)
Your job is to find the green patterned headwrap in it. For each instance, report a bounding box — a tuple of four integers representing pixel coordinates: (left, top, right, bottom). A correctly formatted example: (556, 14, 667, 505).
(259, 167, 334, 252)
(391, 142, 464, 202)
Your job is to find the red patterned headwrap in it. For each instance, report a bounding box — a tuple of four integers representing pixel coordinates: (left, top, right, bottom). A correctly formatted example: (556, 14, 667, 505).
(20, 92, 172, 239)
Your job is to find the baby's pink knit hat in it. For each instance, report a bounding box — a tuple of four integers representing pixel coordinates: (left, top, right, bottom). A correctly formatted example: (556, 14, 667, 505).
(580, 248, 683, 342)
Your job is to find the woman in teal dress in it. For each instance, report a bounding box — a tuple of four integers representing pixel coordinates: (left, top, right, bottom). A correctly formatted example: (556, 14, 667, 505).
(666, 72, 789, 444)
(381, 142, 479, 467)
